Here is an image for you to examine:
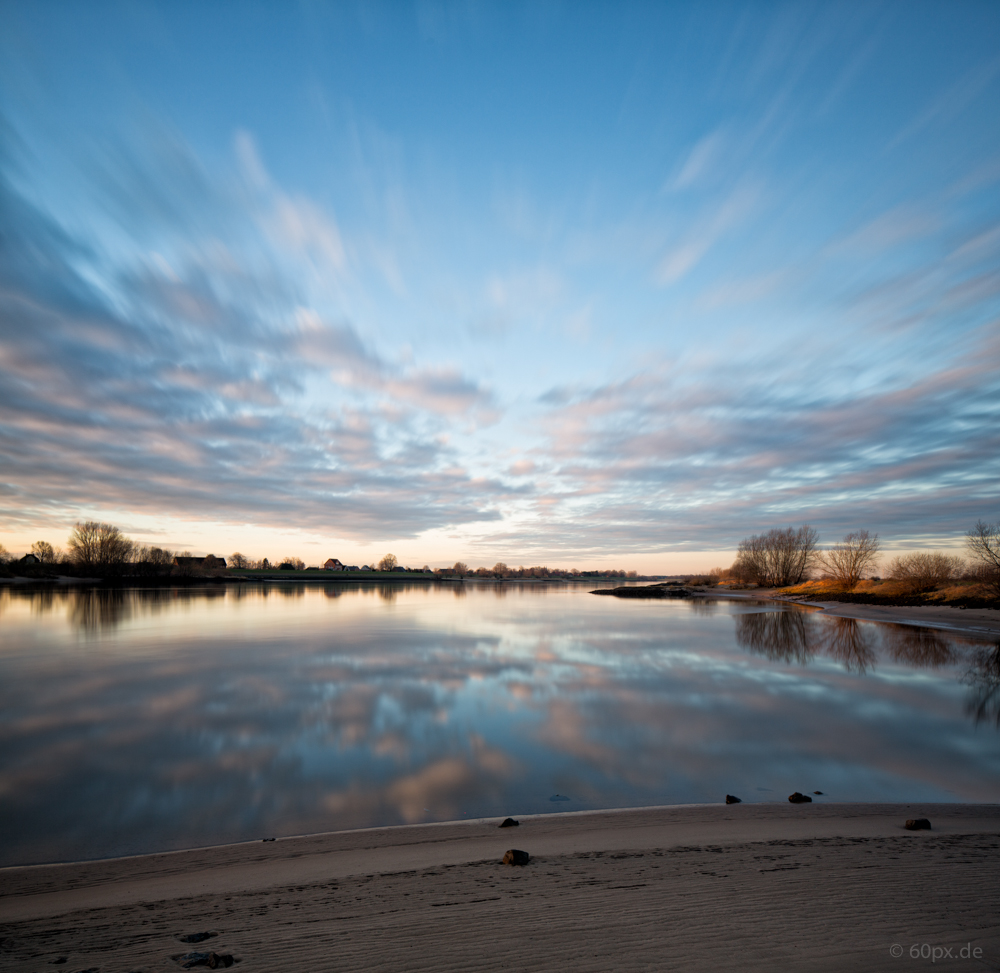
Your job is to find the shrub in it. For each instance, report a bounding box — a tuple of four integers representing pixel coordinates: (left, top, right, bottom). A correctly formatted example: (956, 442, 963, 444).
(886, 552, 965, 592)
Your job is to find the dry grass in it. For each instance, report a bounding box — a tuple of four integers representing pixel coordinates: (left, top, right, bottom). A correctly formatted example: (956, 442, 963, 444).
(774, 578, 996, 605)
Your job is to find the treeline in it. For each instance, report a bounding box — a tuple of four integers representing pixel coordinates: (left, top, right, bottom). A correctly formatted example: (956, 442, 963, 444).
(0, 526, 643, 581)
(0, 522, 214, 579)
(707, 519, 1000, 597)
(430, 561, 637, 579)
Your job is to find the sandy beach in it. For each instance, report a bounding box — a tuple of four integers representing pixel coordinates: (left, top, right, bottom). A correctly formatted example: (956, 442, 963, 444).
(2, 802, 998, 972)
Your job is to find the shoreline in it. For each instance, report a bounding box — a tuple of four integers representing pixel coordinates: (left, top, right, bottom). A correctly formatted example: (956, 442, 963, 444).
(711, 587, 1000, 639)
(3, 577, 998, 638)
(2, 802, 998, 971)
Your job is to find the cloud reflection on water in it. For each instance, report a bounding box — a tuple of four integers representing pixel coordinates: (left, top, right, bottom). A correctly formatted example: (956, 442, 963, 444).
(0, 584, 997, 866)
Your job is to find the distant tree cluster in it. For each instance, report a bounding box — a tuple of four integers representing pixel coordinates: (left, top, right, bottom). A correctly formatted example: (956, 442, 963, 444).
(0, 522, 218, 579)
(432, 563, 634, 579)
(65, 522, 179, 578)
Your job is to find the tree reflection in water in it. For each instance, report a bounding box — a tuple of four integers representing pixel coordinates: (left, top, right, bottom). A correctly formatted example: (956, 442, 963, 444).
(67, 586, 227, 633)
(815, 617, 878, 674)
(736, 609, 987, 684)
(965, 644, 1000, 728)
(734, 610, 814, 665)
(881, 624, 957, 668)
(69, 588, 135, 632)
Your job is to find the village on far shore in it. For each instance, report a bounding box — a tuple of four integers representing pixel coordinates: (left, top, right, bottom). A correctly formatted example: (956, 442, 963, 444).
(2, 519, 999, 611)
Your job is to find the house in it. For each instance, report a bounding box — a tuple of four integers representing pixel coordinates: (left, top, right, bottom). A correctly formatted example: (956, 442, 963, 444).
(19, 553, 41, 565)
(324, 558, 344, 571)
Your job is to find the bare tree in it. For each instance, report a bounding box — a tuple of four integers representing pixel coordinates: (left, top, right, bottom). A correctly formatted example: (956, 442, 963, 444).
(492, 561, 510, 578)
(67, 521, 135, 574)
(733, 525, 820, 587)
(229, 552, 250, 570)
(148, 547, 173, 568)
(0, 543, 11, 565)
(886, 552, 964, 592)
(378, 553, 398, 572)
(130, 545, 174, 577)
(452, 561, 469, 577)
(279, 556, 305, 571)
(966, 520, 1000, 596)
(820, 530, 881, 588)
(31, 541, 58, 564)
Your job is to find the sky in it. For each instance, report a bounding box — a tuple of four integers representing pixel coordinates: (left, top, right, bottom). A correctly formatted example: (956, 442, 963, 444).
(0, 1, 998, 571)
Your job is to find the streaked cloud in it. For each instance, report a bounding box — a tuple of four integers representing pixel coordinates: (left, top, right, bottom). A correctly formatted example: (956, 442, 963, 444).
(0, 2, 998, 563)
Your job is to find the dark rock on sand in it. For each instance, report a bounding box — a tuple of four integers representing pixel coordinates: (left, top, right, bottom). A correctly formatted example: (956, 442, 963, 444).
(725, 794, 742, 804)
(905, 818, 932, 831)
(179, 933, 217, 944)
(262, 837, 275, 842)
(503, 849, 530, 866)
(499, 817, 519, 828)
(788, 792, 812, 803)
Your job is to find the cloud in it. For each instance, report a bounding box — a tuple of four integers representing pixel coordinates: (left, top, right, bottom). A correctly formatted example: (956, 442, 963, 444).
(669, 130, 726, 191)
(513, 321, 1000, 551)
(655, 182, 760, 286)
(0, 123, 505, 541)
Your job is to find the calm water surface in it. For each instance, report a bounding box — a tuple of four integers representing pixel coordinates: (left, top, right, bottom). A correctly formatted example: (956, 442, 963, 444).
(1, 582, 998, 866)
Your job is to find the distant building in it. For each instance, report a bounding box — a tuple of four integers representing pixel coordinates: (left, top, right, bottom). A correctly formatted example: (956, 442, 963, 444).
(324, 558, 344, 571)
(19, 553, 40, 565)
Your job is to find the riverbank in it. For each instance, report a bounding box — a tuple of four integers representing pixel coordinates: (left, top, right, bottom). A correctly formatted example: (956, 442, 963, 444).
(710, 587, 1000, 639)
(0, 572, 654, 587)
(1, 803, 998, 971)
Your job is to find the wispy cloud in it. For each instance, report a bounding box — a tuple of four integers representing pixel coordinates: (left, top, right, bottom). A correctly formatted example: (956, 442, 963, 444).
(0, 125, 505, 541)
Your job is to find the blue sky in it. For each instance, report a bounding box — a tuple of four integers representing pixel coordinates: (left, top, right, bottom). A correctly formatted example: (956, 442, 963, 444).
(1, 1, 998, 569)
